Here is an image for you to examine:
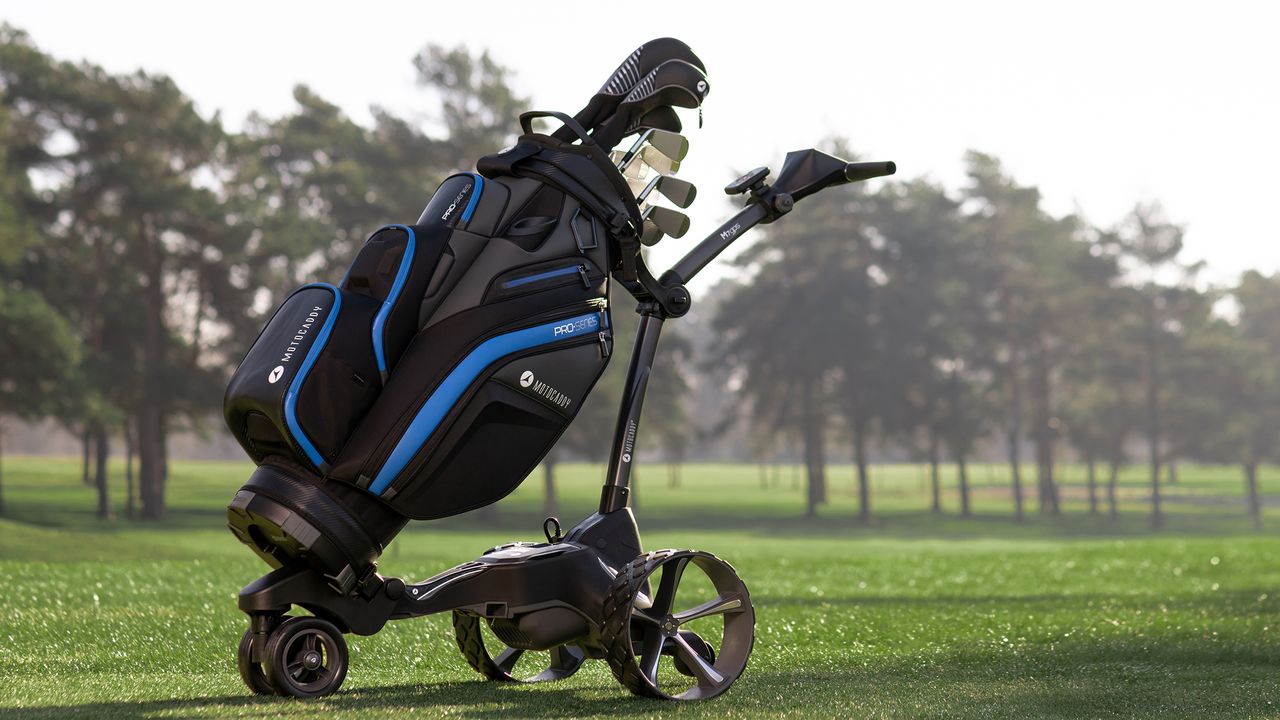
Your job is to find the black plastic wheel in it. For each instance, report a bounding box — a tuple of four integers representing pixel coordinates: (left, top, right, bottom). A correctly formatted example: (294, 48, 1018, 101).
(602, 550, 754, 700)
(452, 611, 586, 683)
(263, 616, 349, 698)
(237, 629, 276, 695)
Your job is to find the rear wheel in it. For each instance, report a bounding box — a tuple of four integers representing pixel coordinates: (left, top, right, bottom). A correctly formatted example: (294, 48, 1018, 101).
(602, 550, 754, 700)
(452, 611, 586, 682)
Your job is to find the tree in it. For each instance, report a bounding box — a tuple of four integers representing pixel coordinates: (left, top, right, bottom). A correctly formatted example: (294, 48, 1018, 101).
(714, 218, 841, 517)
(873, 179, 985, 515)
(1110, 203, 1197, 529)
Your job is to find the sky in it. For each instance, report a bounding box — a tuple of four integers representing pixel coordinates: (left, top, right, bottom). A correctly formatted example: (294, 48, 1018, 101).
(2, 0, 1277, 289)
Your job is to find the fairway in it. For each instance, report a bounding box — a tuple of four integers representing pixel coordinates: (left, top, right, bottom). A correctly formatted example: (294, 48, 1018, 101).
(1, 458, 1278, 718)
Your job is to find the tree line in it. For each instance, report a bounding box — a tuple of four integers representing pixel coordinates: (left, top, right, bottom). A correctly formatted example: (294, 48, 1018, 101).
(0, 27, 524, 517)
(1, 27, 1274, 528)
(714, 145, 1278, 527)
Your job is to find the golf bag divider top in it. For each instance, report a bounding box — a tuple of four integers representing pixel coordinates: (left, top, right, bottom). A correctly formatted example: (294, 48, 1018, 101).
(225, 122, 635, 583)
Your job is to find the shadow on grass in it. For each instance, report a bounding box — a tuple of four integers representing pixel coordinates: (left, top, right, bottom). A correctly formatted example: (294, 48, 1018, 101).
(5, 638, 1279, 720)
(3, 500, 1273, 543)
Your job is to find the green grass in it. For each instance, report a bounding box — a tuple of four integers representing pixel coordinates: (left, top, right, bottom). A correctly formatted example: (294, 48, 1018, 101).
(1, 457, 1278, 718)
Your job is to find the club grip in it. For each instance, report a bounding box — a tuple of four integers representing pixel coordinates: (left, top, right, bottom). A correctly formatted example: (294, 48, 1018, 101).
(844, 161, 896, 183)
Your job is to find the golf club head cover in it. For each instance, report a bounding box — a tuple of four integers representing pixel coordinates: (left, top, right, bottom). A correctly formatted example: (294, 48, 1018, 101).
(623, 105, 683, 139)
(590, 60, 710, 151)
(553, 37, 705, 143)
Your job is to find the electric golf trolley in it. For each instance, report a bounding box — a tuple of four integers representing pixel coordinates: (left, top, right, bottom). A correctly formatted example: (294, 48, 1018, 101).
(223, 37, 894, 701)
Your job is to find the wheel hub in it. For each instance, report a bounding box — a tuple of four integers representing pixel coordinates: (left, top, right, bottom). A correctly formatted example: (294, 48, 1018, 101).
(660, 616, 679, 636)
(302, 650, 323, 670)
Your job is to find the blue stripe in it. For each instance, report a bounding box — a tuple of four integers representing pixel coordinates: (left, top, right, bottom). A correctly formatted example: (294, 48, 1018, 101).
(371, 224, 416, 376)
(461, 173, 484, 223)
(368, 310, 604, 495)
(283, 283, 342, 472)
(504, 265, 580, 289)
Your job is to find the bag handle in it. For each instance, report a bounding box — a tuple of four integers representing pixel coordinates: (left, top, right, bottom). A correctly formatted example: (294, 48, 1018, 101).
(519, 110, 596, 146)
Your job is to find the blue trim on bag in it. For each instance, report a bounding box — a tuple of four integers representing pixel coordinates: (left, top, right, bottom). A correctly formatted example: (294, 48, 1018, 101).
(503, 264, 580, 290)
(461, 173, 484, 223)
(368, 310, 605, 495)
(284, 283, 342, 473)
(371, 224, 416, 377)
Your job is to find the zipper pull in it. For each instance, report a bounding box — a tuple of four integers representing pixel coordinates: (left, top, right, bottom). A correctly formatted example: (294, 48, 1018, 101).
(597, 330, 613, 359)
(578, 264, 591, 288)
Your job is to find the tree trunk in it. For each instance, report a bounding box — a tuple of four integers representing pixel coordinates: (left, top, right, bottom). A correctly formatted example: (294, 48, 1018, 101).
(124, 416, 136, 519)
(1006, 350, 1025, 522)
(852, 414, 871, 523)
(668, 461, 680, 488)
(81, 426, 93, 485)
(1143, 298, 1163, 530)
(93, 421, 111, 520)
(542, 452, 557, 518)
(139, 214, 168, 520)
(1107, 461, 1120, 520)
(759, 462, 767, 488)
(1086, 454, 1098, 515)
(1167, 459, 1178, 485)
(800, 377, 827, 517)
(928, 427, 942, 513)
(0, 421, 6, 515)
(1029, 345, 1059, 515)
(957, 454, 971, 517)
(1244, 461, 1262, 531)
(138, 409, 166, 519)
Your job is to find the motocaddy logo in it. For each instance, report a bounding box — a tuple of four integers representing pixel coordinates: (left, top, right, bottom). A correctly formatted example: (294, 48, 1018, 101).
(621, 419, 638, 463)
(517, 370, 572, 410)
(440, 182, 473, 221)
(269, 305, 324, 383)
(553, 315, 599, 337)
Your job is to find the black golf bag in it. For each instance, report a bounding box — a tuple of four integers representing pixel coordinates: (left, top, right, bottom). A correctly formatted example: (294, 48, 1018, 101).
(224, 113, 646, 592)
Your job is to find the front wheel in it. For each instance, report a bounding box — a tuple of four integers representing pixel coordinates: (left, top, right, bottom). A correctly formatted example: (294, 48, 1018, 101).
(263, 616, 349, 698)
(237, 629, 276, 695)
(602, 550, 755, 700)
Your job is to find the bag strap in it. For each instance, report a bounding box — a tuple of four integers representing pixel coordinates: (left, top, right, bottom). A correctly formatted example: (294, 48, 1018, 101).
(519, 110, 595, 145)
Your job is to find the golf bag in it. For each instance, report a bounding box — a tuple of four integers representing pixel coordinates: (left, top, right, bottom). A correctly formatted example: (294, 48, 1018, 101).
(224, 112, 645, 591)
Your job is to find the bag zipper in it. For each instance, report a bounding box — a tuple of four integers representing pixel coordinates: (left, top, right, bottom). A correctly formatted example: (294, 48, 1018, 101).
(501, 262, 592, 292)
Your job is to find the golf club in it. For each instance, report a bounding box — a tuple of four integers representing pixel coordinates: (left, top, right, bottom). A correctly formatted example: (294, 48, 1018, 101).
(641, 204, 690, 239)
(637, 175, 697, 207)
(615, 128, 688, 170)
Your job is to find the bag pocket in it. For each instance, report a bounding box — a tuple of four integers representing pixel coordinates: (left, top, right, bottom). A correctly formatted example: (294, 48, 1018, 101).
(224, 283, 381, 472)
(333, 293, 609, 511)
(371, 303, 611, 518)
(343, 223, 449, 381)
(484, 258, 605, 303)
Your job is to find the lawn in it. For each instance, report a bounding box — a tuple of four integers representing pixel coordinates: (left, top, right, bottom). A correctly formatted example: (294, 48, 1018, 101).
(0, 457, 1278, 718)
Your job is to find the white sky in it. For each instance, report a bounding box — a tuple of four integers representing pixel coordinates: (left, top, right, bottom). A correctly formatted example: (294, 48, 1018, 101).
(3, 0, 1277, 290)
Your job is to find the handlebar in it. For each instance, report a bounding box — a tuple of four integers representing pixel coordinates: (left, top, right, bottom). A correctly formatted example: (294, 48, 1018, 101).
(845, 161, 896, 183)
(662, 148, 896, 290)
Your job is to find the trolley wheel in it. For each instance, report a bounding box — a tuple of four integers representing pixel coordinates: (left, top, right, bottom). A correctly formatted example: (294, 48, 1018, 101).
(602, 550, 755, 701)
(237, 629, 276, 695)
(671, 629, 716, 677)
(263, 616, 349, 698)
(452, 610, 586, 682)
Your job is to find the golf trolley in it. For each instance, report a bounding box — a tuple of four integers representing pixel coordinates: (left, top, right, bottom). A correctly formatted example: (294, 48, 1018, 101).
(231, 149, 894, 700)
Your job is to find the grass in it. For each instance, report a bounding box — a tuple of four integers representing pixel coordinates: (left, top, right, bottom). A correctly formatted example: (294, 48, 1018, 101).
(0, 457, 1278, 718)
